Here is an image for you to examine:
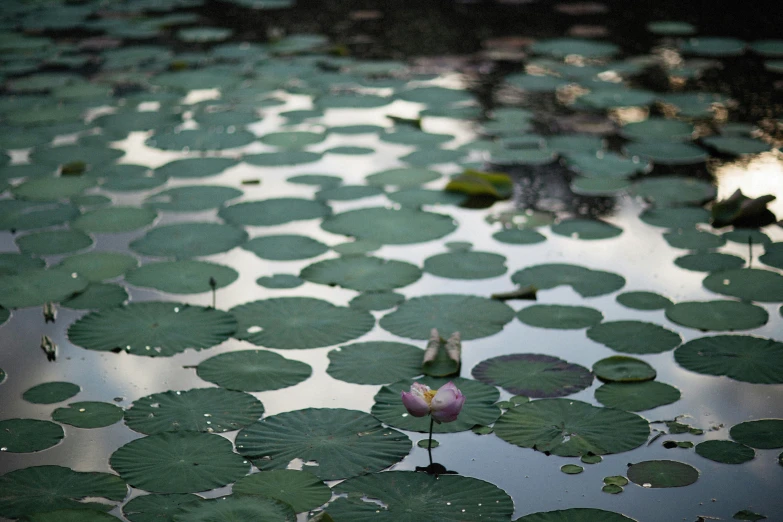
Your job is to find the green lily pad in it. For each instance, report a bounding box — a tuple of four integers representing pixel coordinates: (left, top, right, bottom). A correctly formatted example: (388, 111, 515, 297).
(0, 253, 46, 276)
(722, 229, 771, 246)
(68, 302, 237, 357)
(366, 167, 441, 187)
(327, 471, 514, 521)
(58, 252, 138, 282)
(530, 38, 619, 58)
(244, 151, 322, 167)
(349, 291, 405, 311)
(12, 176, 96, 201)
(332, 240, 382, 256)
(733, 509, 768, 521)
(144, 186, 243, 212)
(593, 356, 656, 383)
(494, 398, 649, 456)
(0, 268, 88, 308)
(674, 335, 783, 384)
(20, 508, 122, 521)
(71, 207, 157, 233)
(423, 251, 507, 279)
(516, 304, 603, 329)
(472, 354, 593, 398)
(231, 297, 374, 349)
(0, 419, 64, 452)
(595, 381, 681, 411)
(665, 300, 769, 331)
(647, 20, 697, 35)
(750, 39, 783, 57)
(664, 229, 726, 250)
(124, 388, 265, 435)
(703, 268, 783, 302)
(695, 440, 755, 464)
(511, 263, 625, 297)
(146, 129, 256, 151)
(627, 460, 698, 488)
(236, 408, 411, 480)
(578, 89, 657, 109)
(316, 185, 384, 201)
(172, 495, 295, 521)
(631, 176, 716, 205)
(126, 260, 238, 294)
(16, 229, 93, 256)
(195, 350, 312, 392)
(493, 228, 547, 245)
(52, 401, 123, 429)
(110, 432, 250, 494)
(565, 151, 649, 179)
(516, 508, 635, 521)
(260, 131, 324, 149)
(321, 207, 457, 245)
(371, 376, 501, 434)
(571, 177, 631, 196)
(29, 145, 123, 168)
(675, 252, 745, 272)
(380, 294, 514, 340)
(102, 173, 167, 192)
(616, 291, 673, 310)
(130, 222, 248, 259)
(730, 419, 783, 449)
(256, 274, 304, 289)
(154, 158, 238, 179)
(0, 200, 80, 231)
(620, 118, 695, 142)
(587, 320, 681, 354)
(551, 219, 622, 240)
(122, 494, 204, 522)
(702, 136, 770, 156)
(23, 382, 80, 404)
(219, 198, 331, 226)
(242, 234, 328, 261)
(327, 341, 424, 385)
(300, 256, 422, 291)
(71, 195, 112, 207)
(560, 464, 584, 475)
(288, 174, 342, 187)
(233, 470, 330, 513)
(639, 207, 710, 228)
(61, 283, 128, 310)
(0, 465, 127, 519)
(680, 37, 746, 56)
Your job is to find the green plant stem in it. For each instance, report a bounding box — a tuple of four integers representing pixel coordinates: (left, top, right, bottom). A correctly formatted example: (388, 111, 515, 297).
(427, 416, 434, 466)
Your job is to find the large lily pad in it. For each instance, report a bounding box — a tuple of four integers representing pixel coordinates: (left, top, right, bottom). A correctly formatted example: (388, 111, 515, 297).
(144, 186, 243, 212)
(130, 222, 248, 259)
(380, 294, 514, 340)
(729, 420, 783, 449)
(674, 252, 745, 272)
(625, 142, 709, 165)
(494, 398, 650, 456)
(0, 201, 80, 231)
(665, 300, 768, 331)
(626, 460, 698, 488)
(327, 471, 514, 521)
(511, 264, 625, 297)
(587, 320, 681, 354)
(674, 335, 783, 384)
(242, 234, 329, 261)
(124, 388, 265, 435)
(366, 167, 441, 188)
(61, 283, 128, 310)
(321, 207, 457, 245)
(68, 302, 237, 357)
(300, 256, 422, 291)
(702, 268, 783, 302)
(0, 268, 88, 308)
(233, 470, 330, 513)
(110, 432, 250, 493)
(12, 176, 96, 201)
(231, 297, 374, 349)
(515, 508, 636, 522)
(663, 229, 726, 250)
(58, 252, 138, 282)
(472, 354, 593, 398)
(327, 342, 423, 385)
(423, 251, 507, 279)
(71, 207, 157, 233)
(516, 304, 603, 329)
(52, 401, 124, 429)
(195, 350, 312, 392)
(616, 291, 672, 311)
(631, 176, 716, 206)
(23, 382, 80, 404)
(595, 381, 681, 411)
(173, 495, 295, 522)
(122, 494, 204, 522)
(0, 419, 64, 452)
(125, 260, 238, 294)
(236, 408, 411, 480)
(16, 229, 93, 256)
(695, 440, 755, 464)
(371, 376, 501, 434)
(219, 198, 331, 227)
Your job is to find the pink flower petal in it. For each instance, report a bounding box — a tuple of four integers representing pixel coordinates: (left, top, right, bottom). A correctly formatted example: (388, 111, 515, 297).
(430, 382, 465, 423)
(401, 390, 430, 417)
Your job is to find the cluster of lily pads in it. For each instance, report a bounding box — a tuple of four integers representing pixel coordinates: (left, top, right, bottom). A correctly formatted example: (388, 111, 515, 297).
(1, 0, 783, 521)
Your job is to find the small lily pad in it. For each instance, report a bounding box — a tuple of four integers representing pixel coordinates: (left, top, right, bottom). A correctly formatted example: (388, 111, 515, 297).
(71, 207, 157, 233)
(675, 252, 746, 272)
(0, 419, 64, 452)
(417, 439, 439, 448)
(327, 342, 423, 385)
(616, 291, 672, 310)
(145, 186, 243, 212)
(695, 440, 755, 464)
(620, 118, 695, 142)
(595, 381, 681, 411)
(130, 222, 248, 259)
(560, 464, 584, 475)
(257, 274, 304, 289)
(666, 300, 768, 331)
(664, 229, 726, 250)
(516, 304, 603, 329)
(674, 335, 783, 384)
(587, 321, 681, 354)
(511, 263, 625, 297)
(243, 234, 328, 261)
(52, 401, 123, 429)
(61, 283, 128, 310)
(593, 356, 656, 383)
(472, 354, 593, 398)
(349, 291, 405, 311)
(366, 167, 441, 188)
(733, 509, 768, 521)
(703, 268, 783, 303)
(639, 207, 710, 228)
(625, 142, 708, 165)
(492, 228, 547, 245)
(730, 419, 783, 449)
(23, 382, 80, 404)
(58, 252, 138, 282)
(244, 151, 322, 167)
(300, 256, 422, 291)
(126, 260, 238, 294)
(626, 460, 698, 488)
(423, 251, 507, 280)
(16, 229, 93, 256)
(196, 350, 312, 392)
(321, 207, 457, 245)
(632, 176, 716, 206)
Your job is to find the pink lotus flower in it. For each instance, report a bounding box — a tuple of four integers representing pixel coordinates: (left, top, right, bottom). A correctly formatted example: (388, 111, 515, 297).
(401, 381, 465, 423)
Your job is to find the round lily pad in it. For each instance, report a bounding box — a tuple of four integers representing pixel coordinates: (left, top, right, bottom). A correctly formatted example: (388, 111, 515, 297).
(130, 222, 248, 259)
(380, 294, 515, 340)
(71, 207, 157, 233)
(565, 151, 648, 179)
(593, 356, 656, 383)
(20, 508, 123, 521)
(219, 198, 331, 227)
(196, 350, 311, 392)
(126, 260, 238, 294)
(300, 256, 422, 291)
(146, 129, 256, 151)
(571, 177, 631, 196)
(233, 470, 330, 513)
(511, 263, 625, 297)
(327, 341, 423, 385)
(0, 466, 127, 519)
(472, 354, 593, 398)
(23, 382, 80, 404)
(316, 185, 384, 201)
(231, 297, 374, 349)
(256, 274, 303, 289)
(595, 381, 681, 411)
(387, 188, 466, 208)
(16, 229, 93, 256)
(530, 38, 619, 58)
(12, 177, 96, 201)
(730, 420, 783, 449)
(260, 131, 324, 149)
(61, 283, 128, 310)
(124, 388, 265, 435)
(639, 207, 710, 229)
(551, 219, 622, 240)
(627, 460, 698, 488)
(695, 440, 755, 464)
(288, 174, 342, 187)
(371, 377, 501, 434)
(516, 304, 603, 329)
(702, 136, 770, 156)
(244, 151, 322, 167)
(492, 228, 547, 245)
(703, 268, 783, 303)
(349, 291, 405, 311)
(0, 419, 64, 452)
(626, 142, 709, 165)
(321, 207, 457, 245)
(631, 176, 716, 205)
(58, 252, 138, 282)
(0, 254, 46, 277)
(665, 300, 768, 331)
(620, 118, 695, 142)
(154, 158, 238, 179)
(366, 167, 441, 188)
(0, 200, 80, 231)
(494, 398, 649, 456)
(616, 291, 672, 310)
(236, 408, 411, 480)
(423, 251, 507, 280)
(516, 508, 635, 521)
(52, 401, 124, 429)
(664, 229, 726, 250)
(560, 464, 584, 475)
(145, 186, 243, 212)
(242, 234, 328, 261)
(0, 268, 88, 308)
(675, 252, 745, 272)
(674, 335, 783, 384)
(327, 471, 514, 521)
(587, 320, 681, 354)
(110, 432, 250, 494)
(123, 494, 204, 522)
(68, 302, 237, 357)
(172, 495, 295, 521)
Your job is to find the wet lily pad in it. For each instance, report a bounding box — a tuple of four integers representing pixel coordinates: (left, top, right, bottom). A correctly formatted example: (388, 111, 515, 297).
(695, 440, 755, 464)
(380, 294, 514, 340)
(595, 381, 681, 411)
(301, 256, 422, 291)
(326, 342, 423, 385)
(126, 260, 238, 294)
(703, 268, 783, 302)
(664, 229, 726, 250)
(349, 291, 405, 311)
(371, 377, 501, 434)
(0, 419, 64, 452)
(122, 494, 204, 522)
(322, 207, 457, 245)
(68, 302, 237, 357)
(130, 222, 248, 259)
(23, 382, 80, 404)
(616, 291, 672, 310)
(231, 297, 374, 349)
(674, 335, 783, 384)
(516, 304, 603, 329)
(58, 252, 138, 282)
(627, 460, 699, 488)
(236, 408, 411, 480)
(665, 300, 768, 331)
(515, 508, 636, 521)
(61, 283, 128, 310)
(16, 229, 93, 256)
(472, 354, 593, 398)
(327, 471, 514, 521)
(551, 218, 622, 240)
(639, 207, 710, 228)
(256, 274, 304, 289)
(110, 432, 250, 494)
(242, 234, 328, 261)
(0, 268, 88, 308)
(52, 401, 123, 429)
(219, 198, 331, 226)
(593, 356, 656, 383)
(675, 252, 746, 272)
(144, 186, 243, 212)
(494, 398, 649, 456)
(196, 350, 312, 392)
(730, 419, 783, 449)
(423, 251, 507, 280)
(366, 167, 441, 187)
(511, 263, 625, 297)
(631, 176, 716, 205)
(587, 320, 681, 354)
(233, 470, 330, 513)
(124, 388, 265, 435)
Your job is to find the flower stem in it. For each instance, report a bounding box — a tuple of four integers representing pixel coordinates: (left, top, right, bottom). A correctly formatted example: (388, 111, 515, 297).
(427, 416, 434, 466)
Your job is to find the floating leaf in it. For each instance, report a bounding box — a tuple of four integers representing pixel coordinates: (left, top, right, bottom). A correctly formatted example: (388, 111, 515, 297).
(0, 419, 64, 452)
(72, 207, 157, 233)
(349, 291, 405, 311)
(322, 207, 457, 245)
(366, 167, 440, 188)
(58, 252, 138, 282)
(560, 464, 584, 475)
(126, 260, 238, 294)
(674, 252, 745, 272)
(242, 235, 329, 261)
(61, 283, 128, 310)
(666, 301, 768, 331)
(0, 269, 88, 308)
(730, 419, 783, 449)
(146, 129, 256, 151)
(639, 207, 710, 229)
(130, 223, 248, 259)
(20, 508, 122, 521)
(16, 229, 93, 256)
(244, 151, 322, 167)
(663, 229, 726, 250)
(679, 37, 746, 56)
(387, 188, 466, 208)
(52, 401, 123, 429)
(593, 356, 656, 383)
(587, 320, 681, 354)
(12, 177, 96, 201)
(595, 381, 681, 411)
(316, 185, 384, 201)
(733, 509, 768, 521)
(675, 335, 783, 384)
(123, 494, 204, 522)
(257, 274, 304, 289)
(154, 158, 238, 179)
(616, 291, 672, 310)
(472, 354, 593, 398)
(625, 142, 708, 165)
(511, 263, 625, 297)
(702, 136, 770, 156)
(233, 470, 330, 513)
(300, 256, 421, 291)
(703, 268, 783, 303)
(631, 176, 716, 205)
(620, 118, 695, 142)
(0, 201, 80, 231)
(23, 382, 80, 404)
(626, 460, 698, 488)
(695, 440, 755, 464)
(219, 198, 331, 227)
(195, 350, 312, 392)
(327, 342, 423, 385)
(145, 186, 243, 212)
(423, 251, 507, 279)
(492, 228, 547, 245)
(530, 38, 619, 58)
(516, 304, 603, 329)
